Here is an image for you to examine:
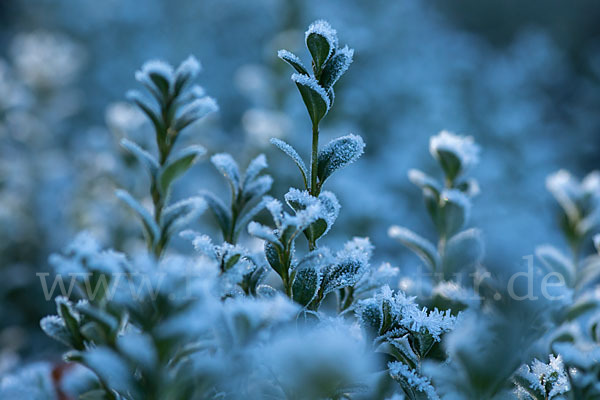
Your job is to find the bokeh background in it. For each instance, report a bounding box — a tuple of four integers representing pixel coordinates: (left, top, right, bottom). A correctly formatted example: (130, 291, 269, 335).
(1, 0, 600, 371)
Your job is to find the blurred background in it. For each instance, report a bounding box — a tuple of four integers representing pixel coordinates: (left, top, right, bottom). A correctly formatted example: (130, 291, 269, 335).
(1, 0, 599, 371)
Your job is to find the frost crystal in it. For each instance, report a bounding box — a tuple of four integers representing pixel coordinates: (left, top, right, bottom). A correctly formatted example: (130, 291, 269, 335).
(388, 362, 440, 400)
(305, 19, 339, 56)
(429, 130, 480, 171)
(514, 354, 569, 399)
(291, 73, 331, 111)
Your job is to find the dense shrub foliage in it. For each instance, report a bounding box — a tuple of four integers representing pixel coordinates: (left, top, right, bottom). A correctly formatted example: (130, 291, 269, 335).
(1, 15, 600, 400)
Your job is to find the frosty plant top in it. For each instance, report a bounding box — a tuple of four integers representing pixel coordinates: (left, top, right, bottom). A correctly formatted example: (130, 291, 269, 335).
(119, 56, 218, 257)
(278, 19, 353, 126)
(277, 20, 360, 196)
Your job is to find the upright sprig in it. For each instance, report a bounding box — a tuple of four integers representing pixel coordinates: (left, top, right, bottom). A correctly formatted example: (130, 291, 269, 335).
(389, 131, 483, 285)
(117, 57, 218, 258)
(245, 21, 369, 310)
(276, 20, 362, 198)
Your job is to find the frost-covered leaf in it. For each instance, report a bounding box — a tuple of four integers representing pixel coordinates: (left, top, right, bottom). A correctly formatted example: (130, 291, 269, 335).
(285, 189, 340, 243)
(40, 315, 73, 347)
(292, 266, 321, 307)
(263, 241, 285, 276)
(277, 49, 309, 75)
(69, 347, 136, 397)
(305, 20, 338, 72)
(442, 228, 484, 278)
(271, 138, 308, 187)
(429, 130, 480, 181)
(438, 189, 470, 238)
(161, 197, 206, 237)
(235, 198, 268, 237)
(408, 169, 442, 197)
(121, 138, 159, 177)
(320, 246, 369, 295)
(174, 55, 201, 93)
(320, 45, 354, 90)
(357, 298, 383, 339)
(116, 189, 160, 244)
(159, 145, 205, 193)
(535, 245, 575, 287)
(248, 222, 279, 244)
(135, 59, 173, 98)
(378, 335, 419, 370)
(291, 73, 330, 126)
(317, 134, 365, 184)
(126, 90, 162, 134)
(211, 153, 241, 196)
(174, 96, 218, 131)
(388, 226, 439, 271)
(243, 153, 268, 187)
(388, 362, 440, 400)
(200, 190, 232, 236)
(243, 175, 273, 201)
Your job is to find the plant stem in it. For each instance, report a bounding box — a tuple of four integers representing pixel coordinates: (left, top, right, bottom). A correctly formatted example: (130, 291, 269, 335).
(310, 122, 319, 196)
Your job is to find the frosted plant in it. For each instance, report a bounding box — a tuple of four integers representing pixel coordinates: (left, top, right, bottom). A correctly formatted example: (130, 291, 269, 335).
(545, 170, 600, 261)
(513, 354, 570, 400)
(389, 131, 484, 310)
(276, 20, 362, 200)
(118, 56, 217, 257)
(356, 285, 457, 399)
(202, 153, 272, 244)
(245, 21, 370, 312)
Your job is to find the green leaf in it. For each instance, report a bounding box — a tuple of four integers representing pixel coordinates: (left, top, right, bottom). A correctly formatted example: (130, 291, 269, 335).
(159, 145, 205, 194)
(200, 191, 232, 237)
(161, 197, 206, 238)
(305, 20, 337, 72)
(264, 241, 286, 278)
(211, 153, 241, 197)
(388, 226, 439, 271)
(56, 297, 84, 350)
(438, 189, 470, 238)
(317, 134, 365, 184)
(270, 138, 309, 188)
(319, 46, 353, 90)
(126, 90, 163, 136)
(40, 316, 73, 348)
(358, 301, 382, 340)
(380, 335, 419, 369)
(120, 138, 159, 177)
(321, 258, 365, 295)
(408, 169, 442, 197)
(116, 189, 160, 245)
(292, 266, 321, 307)
(291, 73, 330, 126)
(436, 149, 462, 182)
(277, 49, 309, 75)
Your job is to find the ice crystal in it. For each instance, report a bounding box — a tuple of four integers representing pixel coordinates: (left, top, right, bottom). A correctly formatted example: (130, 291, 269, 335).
(388, 362, 440, 400)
